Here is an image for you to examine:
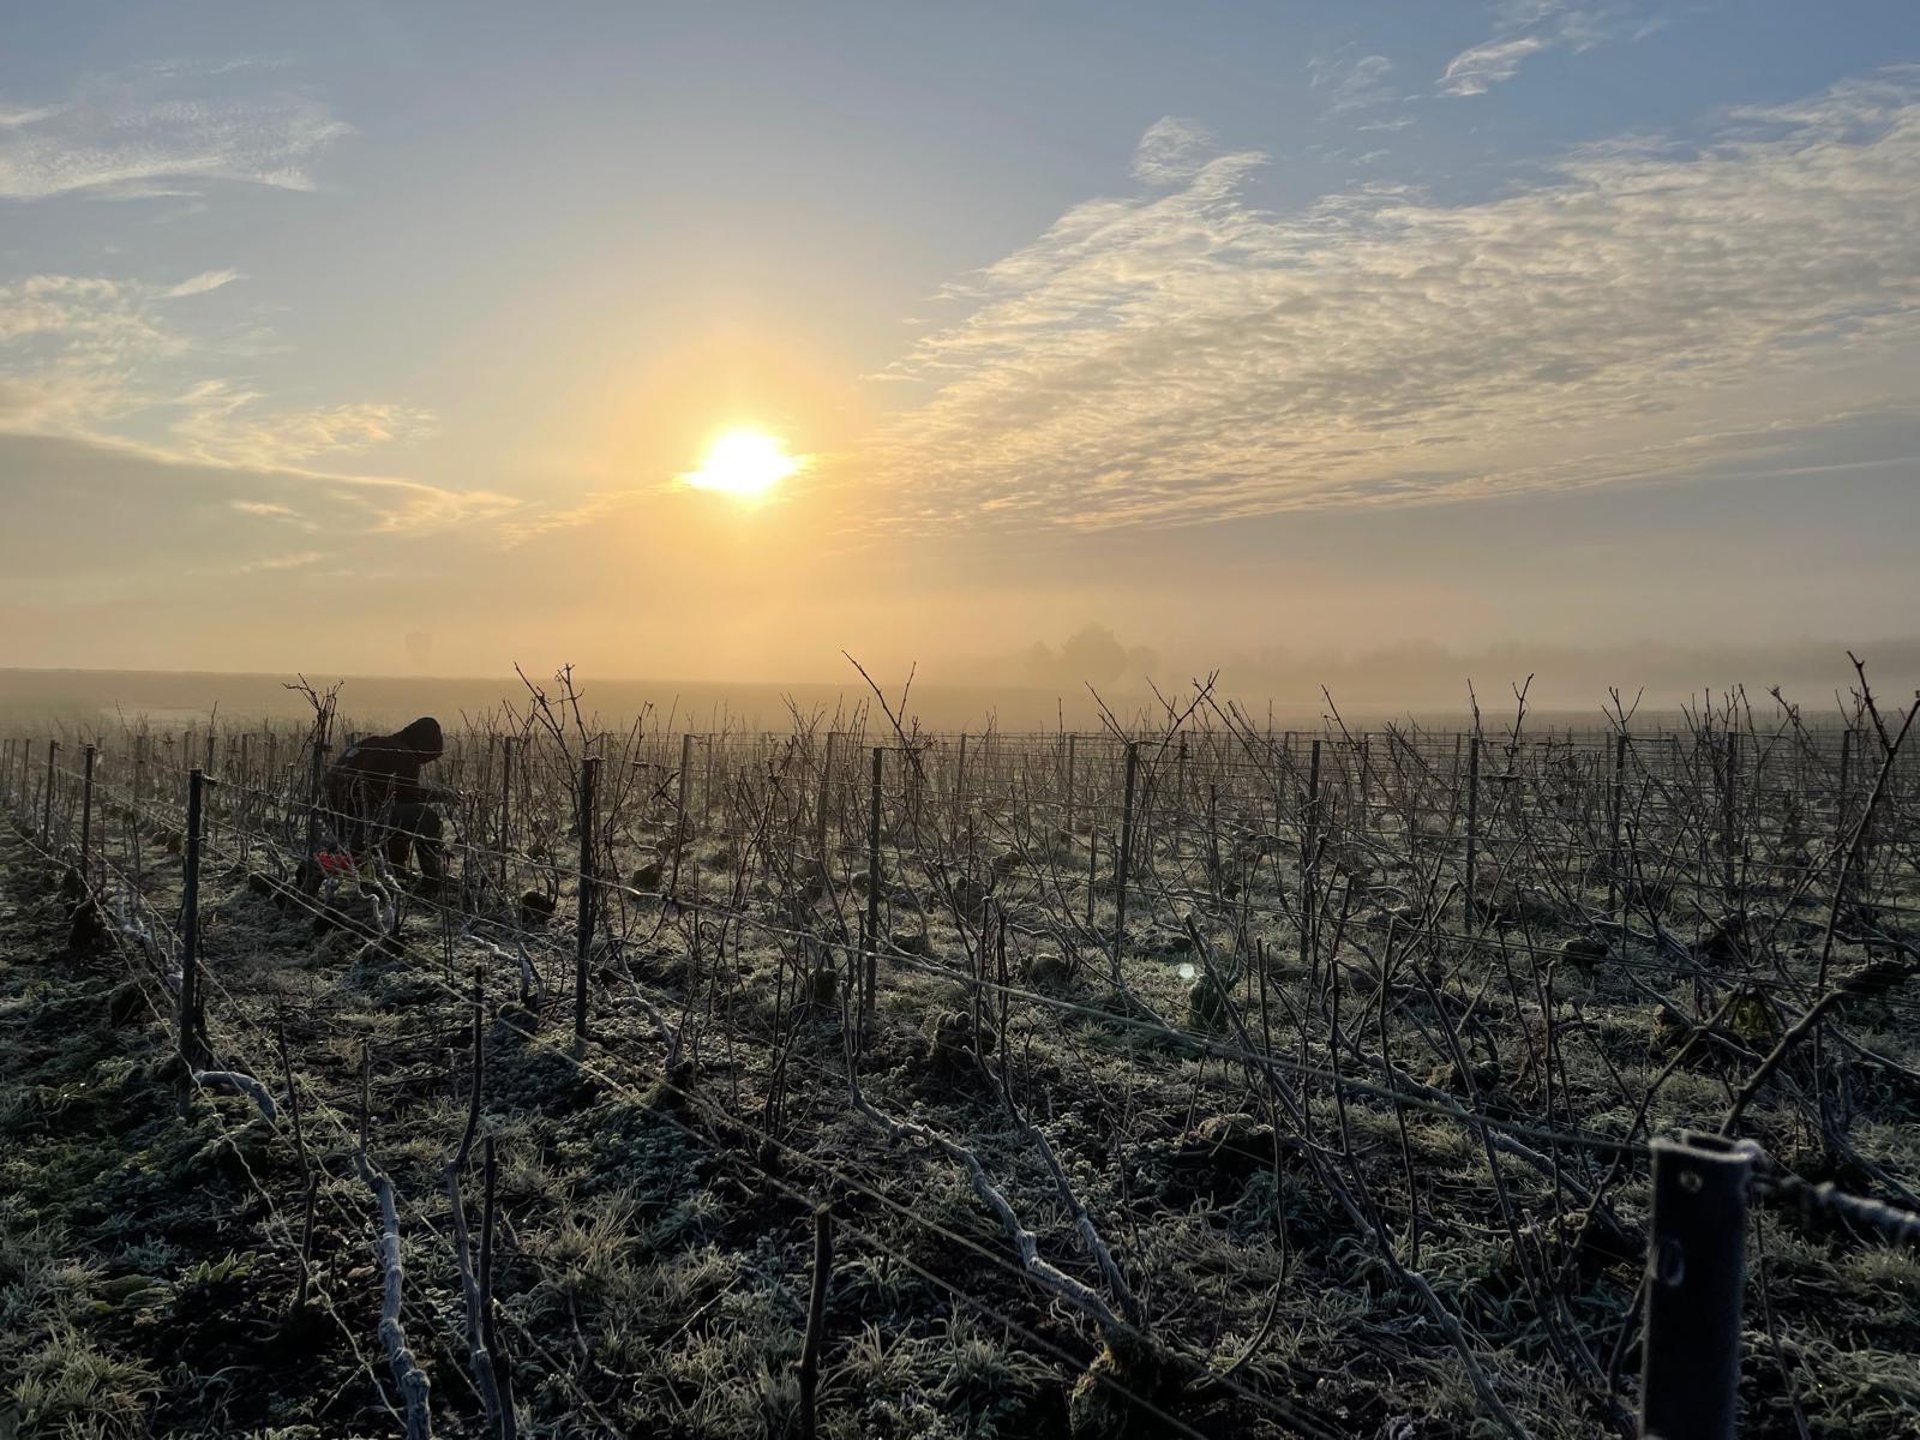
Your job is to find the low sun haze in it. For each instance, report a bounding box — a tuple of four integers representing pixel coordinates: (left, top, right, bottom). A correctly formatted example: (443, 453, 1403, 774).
(3, 4, 1918, 700)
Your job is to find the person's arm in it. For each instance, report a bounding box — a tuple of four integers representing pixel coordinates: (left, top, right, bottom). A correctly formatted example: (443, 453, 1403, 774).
(390, 762, 455, 806)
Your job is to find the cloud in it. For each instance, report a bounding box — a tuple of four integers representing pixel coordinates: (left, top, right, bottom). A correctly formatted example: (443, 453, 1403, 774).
(2, 427, 518, 564)
(165, 270, 243, 299)
(320, 472, 521, 535)
(168, 380, 436, 469)
(1439, 35, 1551, 96)
(0, 65, 348, 201)
(0, 267, 502, 533)
(0, 270, 225, 433)
(1438, 2, 1652, 97)
(1311, 53, 1398, 114)
(235, 550, 324, 573)
(0, 273, 178, 354)
(868, 71, 1920, 531)
(1131, 117, 1215, 186)
(0, 104, 63, 129)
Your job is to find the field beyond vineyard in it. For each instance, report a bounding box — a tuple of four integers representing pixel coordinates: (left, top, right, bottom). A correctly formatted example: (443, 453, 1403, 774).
(3, 676, 1919, 1439)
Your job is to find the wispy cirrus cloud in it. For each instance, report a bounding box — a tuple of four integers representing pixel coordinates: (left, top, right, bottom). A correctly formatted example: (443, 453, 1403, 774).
(1310, 52, 1398, 115)
(0, 267, 512, 536)
(0, 269, 240, 432)
(1439, 35, 1551, 97)
(868, 70, 1920, 531)
(0, 61, 348, 201)
(230, 498, 306, 522)
(235, 549, 325, 574)
(168, 379, 436, 469)
(1439, 1, 1658, 97)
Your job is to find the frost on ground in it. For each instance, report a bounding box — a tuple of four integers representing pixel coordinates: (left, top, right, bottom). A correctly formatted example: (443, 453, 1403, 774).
(2, 700, 1919, 1438)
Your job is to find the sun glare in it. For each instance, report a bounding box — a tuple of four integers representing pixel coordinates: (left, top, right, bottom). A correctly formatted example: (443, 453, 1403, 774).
(680, 428, 804, 501)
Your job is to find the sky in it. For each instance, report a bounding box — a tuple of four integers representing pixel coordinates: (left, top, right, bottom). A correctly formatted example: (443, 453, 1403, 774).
(2, 1, 1918, 703)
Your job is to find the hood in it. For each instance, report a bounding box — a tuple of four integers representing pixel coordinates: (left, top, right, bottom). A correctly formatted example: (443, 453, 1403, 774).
(395, 716, 444, 759)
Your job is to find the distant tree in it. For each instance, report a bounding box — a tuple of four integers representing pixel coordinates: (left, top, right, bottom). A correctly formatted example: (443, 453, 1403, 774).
(1060, 623, 1127, 686)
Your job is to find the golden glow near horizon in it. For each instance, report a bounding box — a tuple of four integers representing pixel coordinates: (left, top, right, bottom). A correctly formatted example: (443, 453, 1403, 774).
(679, 427, 805, 501)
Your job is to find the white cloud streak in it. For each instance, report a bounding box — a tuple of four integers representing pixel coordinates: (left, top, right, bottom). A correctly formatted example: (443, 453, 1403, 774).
(1438, 2, 1650, 97)
(870, 72, 1920, 531)
(231, 499, 303, 520)
(1311, 53, 1398, 114)
(0, 65, 349, 201)
(235, 550, 324, 573)
(1439, 35, 1551, 96)
(0, 270, 508, 536)
(168, 379, 436, 469)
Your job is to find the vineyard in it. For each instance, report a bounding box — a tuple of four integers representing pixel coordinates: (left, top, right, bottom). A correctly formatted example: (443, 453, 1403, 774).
(3, 669, 1919, 1439)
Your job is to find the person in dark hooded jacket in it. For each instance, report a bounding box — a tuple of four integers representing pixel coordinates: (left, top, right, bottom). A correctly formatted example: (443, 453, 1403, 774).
(324, 716, 448, 878)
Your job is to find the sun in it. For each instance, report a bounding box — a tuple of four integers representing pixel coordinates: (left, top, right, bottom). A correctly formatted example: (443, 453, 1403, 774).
(679, 427, 805, 501)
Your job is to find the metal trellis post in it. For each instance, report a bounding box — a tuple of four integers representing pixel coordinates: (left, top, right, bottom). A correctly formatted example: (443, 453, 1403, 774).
(1640, 1132, 1758, 1440)
(574, 754, 599, 1046)
(42, 738, 58, 845)
(180, 767, 207, 1068)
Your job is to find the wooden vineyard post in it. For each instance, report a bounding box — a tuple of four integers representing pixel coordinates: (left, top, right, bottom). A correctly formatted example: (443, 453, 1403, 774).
(42, 738, 58, 845)
(815, 730, 836, 862)
(1608, 731, 1629, 925)
(867, 747, 883, 968)
(1301, 738, 1322, 985)
(1114, 741, 1139, 953)
(1640, 1134, 1757, 1440)
(954, 733, 969, 840)
(236, 733, 251, 870)
(1464, 735, 1481, 929)
(574, 754, 599, 1048)
(180, 768, 207, 1068)
(79, 743, 96, 881)
(498, 736, 514, 893)
(1836, 727, 1855, 912)
(701, 734, 715, 832)
(132, 733, 147, 888)
(677, 733, 695, 840)
(1064, 732, 1078, 837)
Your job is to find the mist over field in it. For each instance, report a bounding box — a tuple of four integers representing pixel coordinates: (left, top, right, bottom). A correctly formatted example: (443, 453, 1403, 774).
(5, 630, 1916, 735)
